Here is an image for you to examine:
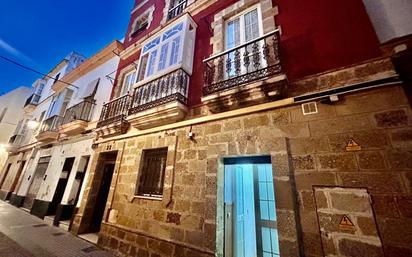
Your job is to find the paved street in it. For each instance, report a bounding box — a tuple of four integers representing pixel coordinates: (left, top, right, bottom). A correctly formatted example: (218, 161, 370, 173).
(0, 201, 114, 257)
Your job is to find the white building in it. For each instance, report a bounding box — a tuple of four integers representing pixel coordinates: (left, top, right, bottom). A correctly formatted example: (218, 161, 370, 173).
(0, 87, 31, 181)
(4, 41, 123, 231)
(0, 52, 86, 201)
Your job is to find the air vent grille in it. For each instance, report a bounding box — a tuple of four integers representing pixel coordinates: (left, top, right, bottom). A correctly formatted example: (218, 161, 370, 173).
(302, 102, 318, 115)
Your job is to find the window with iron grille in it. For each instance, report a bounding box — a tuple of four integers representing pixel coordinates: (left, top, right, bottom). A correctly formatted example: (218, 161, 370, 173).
(136, 148, 168, 198)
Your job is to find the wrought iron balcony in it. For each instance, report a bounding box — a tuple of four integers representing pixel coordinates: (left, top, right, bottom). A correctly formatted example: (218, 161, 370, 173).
(24, 94, 41, 108)
(39, 115, 61, 133)
(167, 0, 188, 21)
(97, 95, 132, 129)
(203, 29, 282, 96)
(129, 68, 189, 115)
(60, 100, 95, 126)
(127, 68, 189, 129)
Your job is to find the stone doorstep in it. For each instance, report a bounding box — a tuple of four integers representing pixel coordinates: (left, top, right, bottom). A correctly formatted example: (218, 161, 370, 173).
(58, 220, 70, 231)
(58, 120, 88, 136)
(127, 101, 188, 130)
(44, 215, 55, 226)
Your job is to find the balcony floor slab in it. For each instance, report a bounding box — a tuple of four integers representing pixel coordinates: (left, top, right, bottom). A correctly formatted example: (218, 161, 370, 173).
(58, 120, 88, 137)
(201, 73, 288, 113)
(127, 101, 188, 130)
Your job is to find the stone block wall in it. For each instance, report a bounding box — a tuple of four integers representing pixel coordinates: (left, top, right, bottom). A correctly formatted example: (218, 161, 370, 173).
(75, 84, 412, 257)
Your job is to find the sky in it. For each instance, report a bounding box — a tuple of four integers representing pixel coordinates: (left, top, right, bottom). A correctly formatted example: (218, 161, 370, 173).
(0, 1, 134, 95)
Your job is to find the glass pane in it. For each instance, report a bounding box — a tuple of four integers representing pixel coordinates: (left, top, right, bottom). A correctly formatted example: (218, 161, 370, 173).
(260, 200, 269, 220)
(169, 36, 181, 66)
(147, 50, 158, 77)
(226, 18, 240, 49)
(269, 201, 276, 221)
(158, 43, 169, 71)
(258, 165, 266, 182)
(262, 227, 271, 252)
(267, 181, 275, 201)
(271, 229, 280, 255)
(259, 182, 268, 200)
(244, 9, 259, 42)
(138, 55, 149, 81)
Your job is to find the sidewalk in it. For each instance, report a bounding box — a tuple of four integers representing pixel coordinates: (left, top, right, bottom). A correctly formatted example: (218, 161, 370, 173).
(0, 201, 115, 257)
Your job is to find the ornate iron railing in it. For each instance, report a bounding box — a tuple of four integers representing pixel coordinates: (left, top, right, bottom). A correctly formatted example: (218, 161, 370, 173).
(24, 94, 41, 107)
(60, 100, 95, 126)
(203, 29, 282, 95)
(39, 115, 61, 133)
(129, 68, 189, 115)
(167, 0, 188, 21)
(97, 95, 132, 128)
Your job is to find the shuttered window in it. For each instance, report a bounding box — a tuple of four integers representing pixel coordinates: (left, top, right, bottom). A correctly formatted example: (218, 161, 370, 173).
(136, 148, 168, 198)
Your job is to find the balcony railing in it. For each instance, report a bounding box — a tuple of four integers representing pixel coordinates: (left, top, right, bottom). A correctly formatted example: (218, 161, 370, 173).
(8, 134, 25, 146)
(129, 68, 189, 115)
(167, 0, 188, 21)
(203, 29, 282, 95)
(60, 100, 95, 126)
(24, 94, 41, 107)
(39, 115, 61, 133)
(97, 95, 132, 128)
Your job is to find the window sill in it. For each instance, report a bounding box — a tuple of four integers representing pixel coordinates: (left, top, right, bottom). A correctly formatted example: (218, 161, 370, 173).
(134, 195, 163, 201)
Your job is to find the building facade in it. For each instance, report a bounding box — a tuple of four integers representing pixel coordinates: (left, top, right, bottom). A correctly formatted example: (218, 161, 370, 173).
(0, 87, 31, 182)
(0, 0, 411, 257)
(65, 1, 412, 257)
(1, 42, 123, 231)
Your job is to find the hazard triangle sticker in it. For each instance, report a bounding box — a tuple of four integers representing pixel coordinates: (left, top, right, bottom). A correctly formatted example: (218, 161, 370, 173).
(345, 138, 361, 151)
(339, 215, 355, 229)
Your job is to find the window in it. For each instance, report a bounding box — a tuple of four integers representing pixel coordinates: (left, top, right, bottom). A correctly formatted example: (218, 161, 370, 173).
(169, 36, 181, 65)
(121, 71, 137, 96)
(131, 13, 149, 36)
(53, 73, 61, 84)
(47, 88, 73, 118)
(225, 7, 263, 77)
(136, 148, 168, 198)
(158, 43, 169, 71)
(168, 0, 188, 20)
(137, 22, 184, 82)
(35, 82, 45, 96)
(130, 6, 154, 37)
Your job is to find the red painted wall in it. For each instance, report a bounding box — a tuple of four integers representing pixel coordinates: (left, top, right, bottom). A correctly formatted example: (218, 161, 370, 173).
(112, 0, 382, 105)
(125, 0, 166, 48)
(275, 0, 382, 81)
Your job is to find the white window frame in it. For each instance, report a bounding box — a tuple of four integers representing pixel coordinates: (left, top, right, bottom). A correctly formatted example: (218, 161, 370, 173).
(120, 70, 137, 96)
(130, 5, 155, 37)
(224, 4, 265, 78)
(225, 4, 264, 46)
(136, 22, 184, 83)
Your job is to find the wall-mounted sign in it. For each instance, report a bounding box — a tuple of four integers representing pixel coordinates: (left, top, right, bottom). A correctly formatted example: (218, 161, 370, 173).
(346, 138, 361, 151)
(339, 214, 355, 230)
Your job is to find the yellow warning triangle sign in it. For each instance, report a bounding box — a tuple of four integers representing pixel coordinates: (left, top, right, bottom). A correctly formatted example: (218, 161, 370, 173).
(339, 215, 355, 227)
(346, 138, 361, 151)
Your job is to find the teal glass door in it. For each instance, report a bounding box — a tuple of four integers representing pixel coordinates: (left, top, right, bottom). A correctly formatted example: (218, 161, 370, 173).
(224, 161, 280, 257)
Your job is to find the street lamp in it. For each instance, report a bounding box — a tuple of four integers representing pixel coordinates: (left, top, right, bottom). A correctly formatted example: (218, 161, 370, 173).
(27, 119, 39, 130)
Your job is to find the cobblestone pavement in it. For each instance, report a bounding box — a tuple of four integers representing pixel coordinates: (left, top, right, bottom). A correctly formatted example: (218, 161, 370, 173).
(0, 201, 115, 257)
